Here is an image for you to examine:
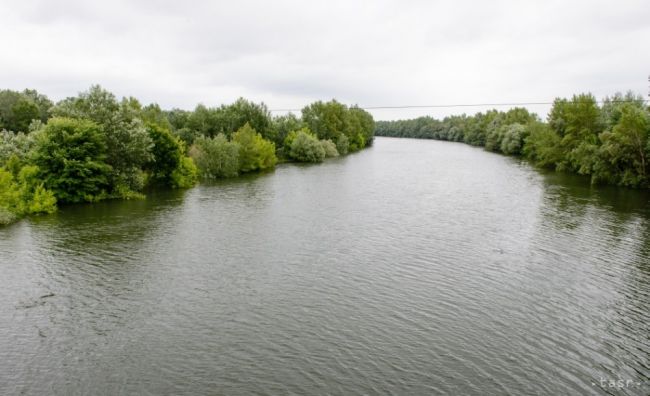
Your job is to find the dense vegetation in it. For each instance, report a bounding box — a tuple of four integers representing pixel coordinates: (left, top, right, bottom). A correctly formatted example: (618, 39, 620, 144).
(0, 86, 374, 225)
(376, 92, 650, 189)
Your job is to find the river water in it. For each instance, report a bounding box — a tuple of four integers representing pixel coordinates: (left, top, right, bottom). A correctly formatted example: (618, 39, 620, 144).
(1, 137, 649, 395)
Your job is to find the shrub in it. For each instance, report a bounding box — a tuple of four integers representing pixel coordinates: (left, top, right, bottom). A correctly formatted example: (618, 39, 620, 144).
(231, 123, 277, 172)
(190, 134, 240, 178)
(289, 129, 325, 162)
(171, 156, 198, 188)
(335, 134, 349, 155)
(500, 123, 526, 155)
(320, 139, 339, 157)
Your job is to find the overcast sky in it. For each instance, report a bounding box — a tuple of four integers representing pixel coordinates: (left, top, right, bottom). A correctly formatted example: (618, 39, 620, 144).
(1, 0, 648, 120)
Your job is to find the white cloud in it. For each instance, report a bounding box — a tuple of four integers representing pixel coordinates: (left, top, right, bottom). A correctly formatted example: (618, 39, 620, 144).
(0, 0, 648, 120)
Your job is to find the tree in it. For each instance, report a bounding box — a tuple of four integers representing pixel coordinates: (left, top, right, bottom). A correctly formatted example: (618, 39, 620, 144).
(272, 113, 303, 148)
(336, 134, 349, 155)
(231, 123, 277, 172)
(320, 139, 339, 157)
(221, 98, 274, 141)
(551, 94, 603, 172)
(33, 117, 111, 203)
(147, 123, 182, 185)
(594, 104, 649, 187)
(189, 134, 240, 178)
(10, 98, 40, 132)
(51, 85, 154, 195)
(301, 100, 349, 142)
(0, 89, 51, 132)
(288, 129, 325, 162)
(522, 122, 563, 168)
(349, 106, 375, 148)
(500, 123, 527, 155)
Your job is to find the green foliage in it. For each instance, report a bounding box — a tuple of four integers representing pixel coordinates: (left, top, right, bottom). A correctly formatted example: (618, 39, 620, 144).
(0, 89, 52, 132)
(1, 84, 375, 223)
(348, 106, 375, 147)
(289, 129, 325, 162)
(0, 168, 21, 216)
(336, 134, 349, 155)
(523, 122, 563, 168)
(147, 124, 181, 184)
(189, 134, 240, 178)
(231, 123, 277, 172)
(141, 103, 173, 131)
(0, 165, 57, 225)
(272, 113, 303, 147)
(16, 165, 57, 214)
(500, 123, 527, 155)
(593, 104, 649, 187)
(375, 90, 650, 189)
(182, 99, 273, 141)
(485, 124, 505, 152)
(0, 130, 40, 167)
(10, 98, 40, 133)
(34, 117, 111, 203)
(147, 123, 197, 188)
(171, 156, 198, 188)
(320, 139, 339, 157)
(554, 94, 603, 172)
(51, 85, 154, 195)
(302, 100, 348, 141)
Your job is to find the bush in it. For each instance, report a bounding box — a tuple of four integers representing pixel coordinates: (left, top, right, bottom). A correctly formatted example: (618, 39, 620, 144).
(232, 123, 277, 172)
(500, 123, 526, 155)
(320, 139, 339, 157)
(335, 134, 349, 155)
(147, 123, 196, 188)
(289, 129, 325, 162)
(523, 122, 563, 168)
(0, 206, 17, 225)
(190, 134, 240, 178)
(0, 166, 56, 226)
(171, 156, 198, 188)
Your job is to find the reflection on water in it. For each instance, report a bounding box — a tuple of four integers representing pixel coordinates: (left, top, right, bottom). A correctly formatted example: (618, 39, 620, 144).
(0, 137, 648, 395)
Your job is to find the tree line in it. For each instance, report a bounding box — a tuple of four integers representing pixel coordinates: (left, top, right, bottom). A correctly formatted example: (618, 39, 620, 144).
(375, 92, 650, 189)
(0, 86, 374, 225)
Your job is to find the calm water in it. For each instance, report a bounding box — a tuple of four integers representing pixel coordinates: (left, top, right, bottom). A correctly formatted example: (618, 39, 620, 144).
(1, 137, 649, 395)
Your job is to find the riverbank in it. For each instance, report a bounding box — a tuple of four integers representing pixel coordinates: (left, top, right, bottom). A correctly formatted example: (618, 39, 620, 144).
(0, 86, 375, 226)
(375, 92, 650, 190)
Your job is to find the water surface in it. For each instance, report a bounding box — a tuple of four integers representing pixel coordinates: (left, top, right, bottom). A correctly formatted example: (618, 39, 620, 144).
(1, 137, 649, 395)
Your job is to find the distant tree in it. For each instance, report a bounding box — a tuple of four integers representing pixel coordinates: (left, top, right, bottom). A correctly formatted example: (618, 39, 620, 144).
(9, 98, 40, 132)
(0, 89, 51, 132)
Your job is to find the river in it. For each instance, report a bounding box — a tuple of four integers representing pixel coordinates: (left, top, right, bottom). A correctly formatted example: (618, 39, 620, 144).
(1, 137, 648, 395)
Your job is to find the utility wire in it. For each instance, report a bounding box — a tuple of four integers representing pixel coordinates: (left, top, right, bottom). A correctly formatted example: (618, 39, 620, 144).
(269, 99, 649, 112)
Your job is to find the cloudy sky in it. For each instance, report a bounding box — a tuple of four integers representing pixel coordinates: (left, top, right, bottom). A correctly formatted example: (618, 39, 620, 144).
(1, 0, 648, 120)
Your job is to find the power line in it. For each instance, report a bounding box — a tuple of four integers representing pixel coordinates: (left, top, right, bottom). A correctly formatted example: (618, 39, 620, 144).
(269, 99, 649, 112)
